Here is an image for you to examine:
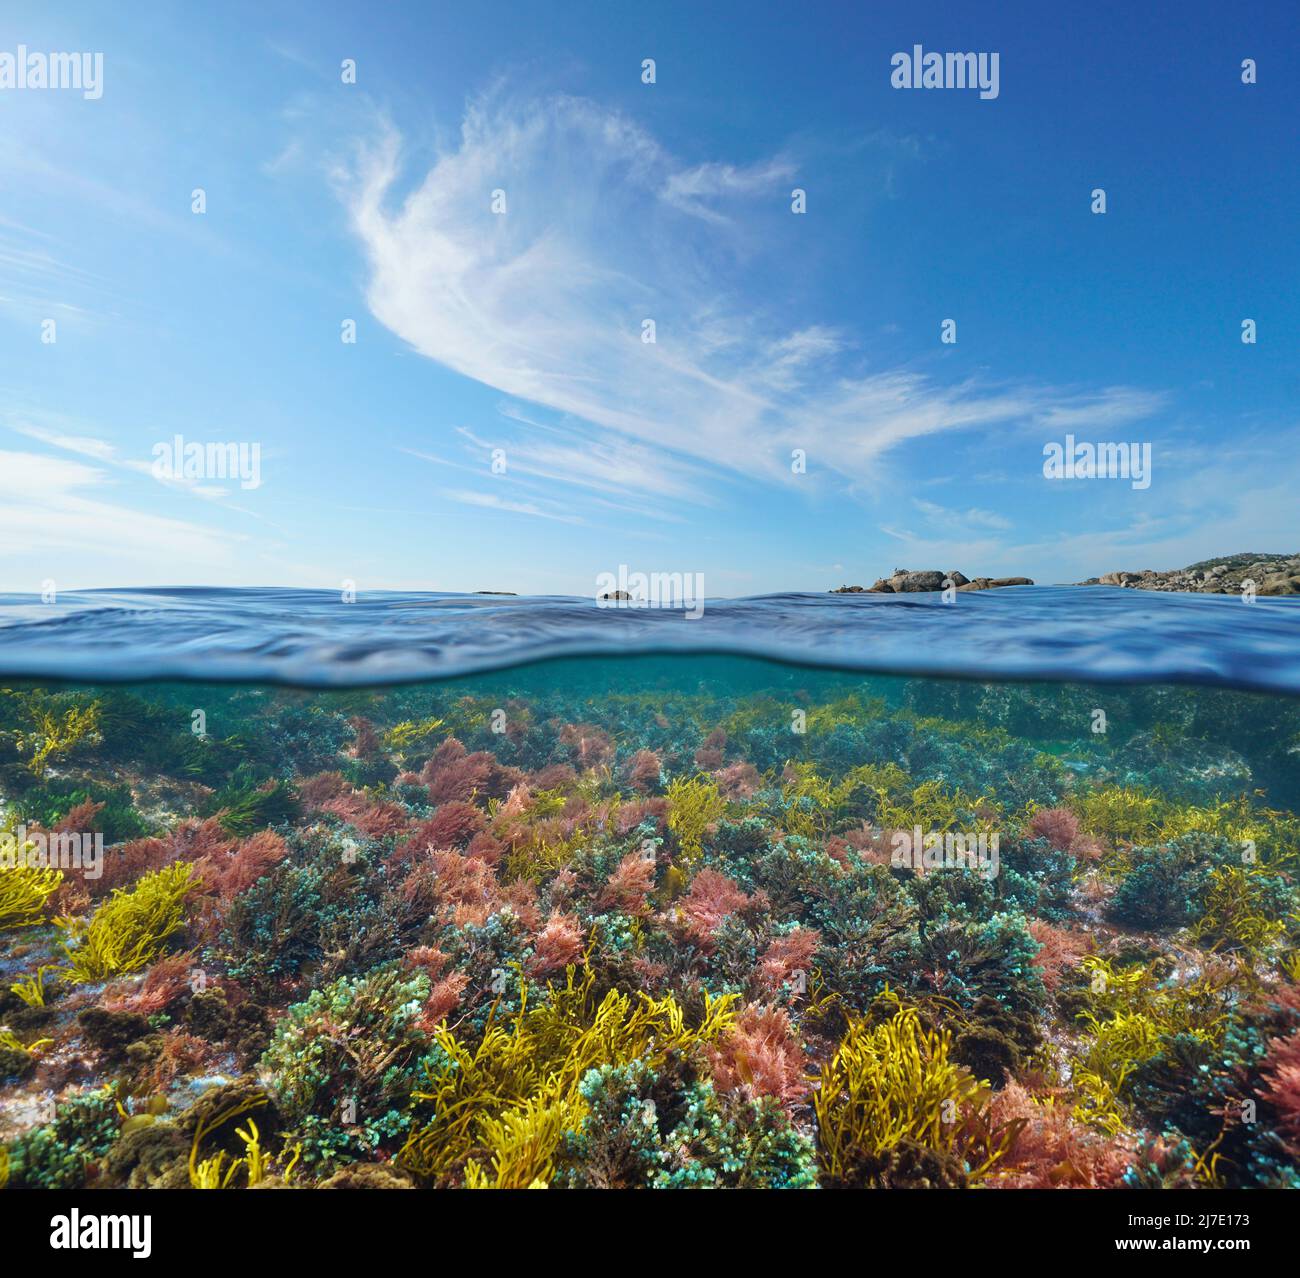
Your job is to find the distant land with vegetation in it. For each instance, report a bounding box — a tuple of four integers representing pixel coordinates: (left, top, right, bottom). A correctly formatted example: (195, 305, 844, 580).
(831, 554, 1300, 597)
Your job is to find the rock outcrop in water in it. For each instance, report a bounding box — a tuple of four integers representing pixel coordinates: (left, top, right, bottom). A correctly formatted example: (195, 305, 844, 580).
(832, 554, 1300, 596)
(1078, 552, 1300, 596)
(832, 569, 1033, 594)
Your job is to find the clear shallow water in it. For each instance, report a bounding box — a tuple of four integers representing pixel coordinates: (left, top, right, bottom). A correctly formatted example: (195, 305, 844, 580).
(0, 586, 1298, 692)
(3, 610, 1299, 1190)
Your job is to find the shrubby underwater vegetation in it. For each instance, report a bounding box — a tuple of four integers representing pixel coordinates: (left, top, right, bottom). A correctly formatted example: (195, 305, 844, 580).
(0, 655, 1297, 1191)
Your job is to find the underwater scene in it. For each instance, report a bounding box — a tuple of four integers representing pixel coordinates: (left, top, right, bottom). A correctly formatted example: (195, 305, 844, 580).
(2, 647, 1298, 1193)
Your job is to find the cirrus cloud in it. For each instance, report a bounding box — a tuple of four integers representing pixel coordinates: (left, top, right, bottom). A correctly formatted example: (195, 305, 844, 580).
(342, 90, 1163, 513)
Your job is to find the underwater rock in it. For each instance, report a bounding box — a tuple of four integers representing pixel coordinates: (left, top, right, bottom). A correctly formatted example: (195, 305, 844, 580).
(1113, 732, 1252, 804)
(0, 1040, 37, 1079)
(3, 1001, 54, 1035)
(101, 1121, 190, 1188)
(875, 1139, 970, 1190)
(954, 1026, 1022, 1087)
(125, 1034, 167, 1074)
(78, 1008, 153, 1061)
(319, 1162, 417, 1189)
(177, 1076, 281, 1153)
(827, 1136, 970, 1190)
(185, 987, 234, 1042)
(230, 1002, 272, 1065)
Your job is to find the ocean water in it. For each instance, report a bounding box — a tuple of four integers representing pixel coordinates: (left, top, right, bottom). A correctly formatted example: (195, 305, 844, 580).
(1, 585, 1299, 689)
(1, 588, 1298, 1190)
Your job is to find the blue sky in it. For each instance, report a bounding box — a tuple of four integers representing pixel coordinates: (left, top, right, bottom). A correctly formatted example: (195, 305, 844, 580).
(1, 0, 1296, 594)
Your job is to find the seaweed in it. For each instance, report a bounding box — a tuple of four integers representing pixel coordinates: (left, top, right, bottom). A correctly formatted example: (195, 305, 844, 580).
(666, 774, 727, 864)
(399, 963, 735, 1183)
(0, 862, 63, 930)
(261, 966, 435, 1169)
(0, 668, 1296, 1189)
(59, 862, 200, 983)
(812, 991, 1024, 1188)
(4, 1088, 120, 1189)
(202, 765, 300, 837)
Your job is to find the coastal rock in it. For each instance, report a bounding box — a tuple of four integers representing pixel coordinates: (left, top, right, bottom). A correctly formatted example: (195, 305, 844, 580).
(835, 571, 1033, 594)
(956, 576, 1034, 591)
(894, 570, 947, 592)
(1259, 574, 1300, 596)
(1080, 552, 1300, 595)
(861, 570, 934, 592)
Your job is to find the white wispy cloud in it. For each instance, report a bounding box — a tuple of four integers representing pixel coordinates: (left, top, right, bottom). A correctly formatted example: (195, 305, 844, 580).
(450, 425, 708, 503)
(912, 497, 1012, 531)
(343, 92, 1137, 509)
(0, 449, 247, 574)
(11, 420, 251, 502)
(11, 422, 118, 462)
(661, 157, 798, 224)
(436, 487, 584, 523)
(1033, 388, 1168, 433)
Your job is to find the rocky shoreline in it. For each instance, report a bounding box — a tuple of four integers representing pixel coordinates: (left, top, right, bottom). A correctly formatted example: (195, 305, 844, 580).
(1075, 552, 1300, 596)
(832, 553, 1300, 596)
